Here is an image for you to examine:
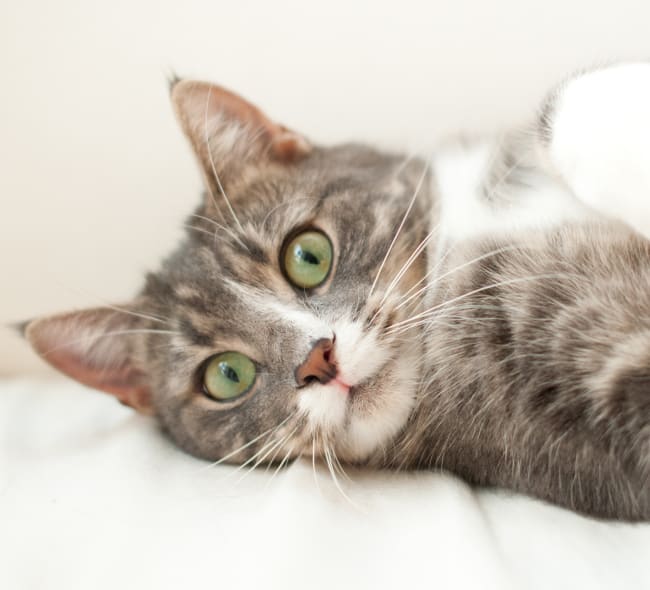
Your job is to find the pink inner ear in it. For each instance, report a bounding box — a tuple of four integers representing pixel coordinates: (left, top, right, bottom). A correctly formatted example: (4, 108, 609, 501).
(25, 310, 153, 414)
(172, 80, 312, 163)
(208, 87, 312, 160)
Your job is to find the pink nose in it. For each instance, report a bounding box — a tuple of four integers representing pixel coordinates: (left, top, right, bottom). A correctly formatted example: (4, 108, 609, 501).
(295, 338, 337, 387)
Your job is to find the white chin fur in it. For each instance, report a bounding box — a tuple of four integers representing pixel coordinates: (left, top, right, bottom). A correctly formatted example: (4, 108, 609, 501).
(298, 317, 418, 462)
(343, 347, 419, 461)
(298, 382, 348, 431)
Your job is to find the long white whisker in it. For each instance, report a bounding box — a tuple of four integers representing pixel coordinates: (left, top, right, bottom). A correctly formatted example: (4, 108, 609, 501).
(223, 415, 296, 479)
(204, 87, 244, 233)
(234, 424, 299, 485)
(312, 432, 322, 493)
(388, 273, 572, 334)
(390, 239, 455, 307)
(329, 447, 352, 482)
(395, 245, 522, 311)
(39, 329, 181, 357)
(368, 158, 430, 298)
(261, 197, 316, 228)
(102, 307, 171, 327)
(40, 282, 172, 326)
(189, 213, 250, 251)
(264, 445, 296, 490)
(183, 224, 215, 238)
(324, 442, 362, 510)
(194, 415, 293, 473)
(369, 224, 438, 324)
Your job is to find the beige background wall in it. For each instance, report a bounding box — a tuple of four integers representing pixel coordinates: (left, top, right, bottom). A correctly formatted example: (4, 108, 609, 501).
(3, 0, 650, 375)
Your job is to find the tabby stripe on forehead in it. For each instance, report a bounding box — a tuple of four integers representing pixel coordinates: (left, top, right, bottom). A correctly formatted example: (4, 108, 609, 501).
(179, 317, 213, 347)
(317, 177, 357, 202)
(237, 238, 269, 263)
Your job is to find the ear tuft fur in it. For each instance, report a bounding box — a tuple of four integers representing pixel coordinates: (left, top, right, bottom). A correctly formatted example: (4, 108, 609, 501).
(7, 319, 31, 337)
(166, 70, 183, 95)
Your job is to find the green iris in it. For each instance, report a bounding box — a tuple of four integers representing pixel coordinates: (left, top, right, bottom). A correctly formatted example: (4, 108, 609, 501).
(283, 230, 333, 288)
(203, 352, 256, 401)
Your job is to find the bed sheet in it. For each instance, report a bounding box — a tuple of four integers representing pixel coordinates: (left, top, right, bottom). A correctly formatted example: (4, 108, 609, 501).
(1, 379, 649, 590)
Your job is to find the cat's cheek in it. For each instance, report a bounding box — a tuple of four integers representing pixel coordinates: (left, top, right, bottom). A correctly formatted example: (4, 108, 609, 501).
(342, 352, 420, 462)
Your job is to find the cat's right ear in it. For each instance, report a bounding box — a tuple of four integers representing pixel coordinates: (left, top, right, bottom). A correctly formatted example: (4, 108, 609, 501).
(170, 79, 311, 196)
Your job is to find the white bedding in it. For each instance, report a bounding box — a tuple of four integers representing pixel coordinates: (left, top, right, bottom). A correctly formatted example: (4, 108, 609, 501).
(2, 379, 649, 590)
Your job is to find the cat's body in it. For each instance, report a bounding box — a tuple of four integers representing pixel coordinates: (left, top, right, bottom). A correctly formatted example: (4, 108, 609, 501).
(25, 64, 650, 520)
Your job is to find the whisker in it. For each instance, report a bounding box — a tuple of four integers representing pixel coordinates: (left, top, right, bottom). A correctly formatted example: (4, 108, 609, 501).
(369, 223, 438, 325)
(264, 431, 293, 471)
(323, 440, 363, 510)
(183, 224, 216, 239)
(234, 424, 300, 485)
(38, 328, 181, 357)
(264, 445, 296, 489)
(311, 431, 322, 493)
(368, 157, 431, 298)
(204, 86, 244, 233)
(223, 415, 297, 480)
(193, 414, 294, 473)
(188, 213, 250, 251)
(388, 272, 574, 335)
(329, 447, 352, 483)
(394, 245, 522, 311)
(102, 307, 172, 327)
(390, 238, 456, 308)
(38, 281, 172, 326)
(260, 196, 317, 228)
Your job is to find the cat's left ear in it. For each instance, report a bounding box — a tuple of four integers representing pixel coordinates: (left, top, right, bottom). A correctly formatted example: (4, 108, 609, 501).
(171, 79, 312, 193)
(22, 307, 153, 414)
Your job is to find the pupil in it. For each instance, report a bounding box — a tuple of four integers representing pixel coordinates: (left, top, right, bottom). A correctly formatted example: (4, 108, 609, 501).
(297, 245, 319, 265)
(220, 363, 240, 383)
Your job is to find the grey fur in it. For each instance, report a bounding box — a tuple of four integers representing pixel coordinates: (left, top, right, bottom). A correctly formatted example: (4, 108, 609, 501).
(24, 74, 650, 522)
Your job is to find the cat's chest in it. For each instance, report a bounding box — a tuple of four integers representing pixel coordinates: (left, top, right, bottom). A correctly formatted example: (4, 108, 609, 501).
(431, 140, 594, 244)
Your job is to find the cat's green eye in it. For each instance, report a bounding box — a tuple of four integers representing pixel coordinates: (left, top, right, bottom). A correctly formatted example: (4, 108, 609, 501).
(203, 352, 256, 401)
(282, 230, 333, 289)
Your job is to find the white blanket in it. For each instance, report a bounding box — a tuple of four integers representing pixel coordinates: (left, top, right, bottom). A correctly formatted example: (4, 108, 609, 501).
(2, 379, 649, 590)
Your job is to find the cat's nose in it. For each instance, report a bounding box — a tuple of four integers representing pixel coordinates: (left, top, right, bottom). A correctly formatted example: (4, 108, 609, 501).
(295, 337, 337, 387)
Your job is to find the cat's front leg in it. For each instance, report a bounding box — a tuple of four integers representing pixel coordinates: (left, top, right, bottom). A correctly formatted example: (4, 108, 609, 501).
(540, 63, 650, 238)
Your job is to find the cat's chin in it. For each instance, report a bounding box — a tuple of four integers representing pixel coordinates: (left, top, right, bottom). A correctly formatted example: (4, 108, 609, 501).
(339, 353, 420, 462)
(297, 344, 421, 464)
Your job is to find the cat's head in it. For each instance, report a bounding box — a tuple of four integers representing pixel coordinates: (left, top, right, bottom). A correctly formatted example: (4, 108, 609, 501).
(24, 80, 432, 465)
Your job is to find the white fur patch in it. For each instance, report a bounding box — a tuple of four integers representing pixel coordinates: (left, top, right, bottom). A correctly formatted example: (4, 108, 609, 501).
(549, 63, 650, 238)
(265, 300, 333, 342)
(297, 317, 418, 462)
(434, 141, 589, 244)
(297, 318, 389, 430)
(344, 341, 419, 460)
(330, 319, 389, 386)
(298, 382, 348, 431)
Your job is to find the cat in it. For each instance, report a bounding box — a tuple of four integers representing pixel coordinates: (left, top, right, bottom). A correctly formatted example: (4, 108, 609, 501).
(23, 63, 650, 521)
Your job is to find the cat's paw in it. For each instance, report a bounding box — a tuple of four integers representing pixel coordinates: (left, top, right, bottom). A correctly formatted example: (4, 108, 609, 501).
(542, 63, 650, 237)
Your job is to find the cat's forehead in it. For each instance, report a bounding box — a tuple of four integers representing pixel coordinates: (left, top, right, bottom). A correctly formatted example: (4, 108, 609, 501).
(235, 143, 415, 207)
(149, 143, 428, 313)
(242, 145, 425, 238)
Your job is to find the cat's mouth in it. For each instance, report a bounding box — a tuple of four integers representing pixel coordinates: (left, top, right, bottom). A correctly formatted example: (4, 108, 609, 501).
(329, 376, 367, 400)
(295, 346, 419, 464)
(292, 315, 421, 463)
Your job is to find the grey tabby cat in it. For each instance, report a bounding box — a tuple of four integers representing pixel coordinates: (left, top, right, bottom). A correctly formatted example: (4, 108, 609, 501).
(24, 63, 650, 521)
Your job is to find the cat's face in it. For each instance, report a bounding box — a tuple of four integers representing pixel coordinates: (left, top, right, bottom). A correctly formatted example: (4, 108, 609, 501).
(25, 81, 432, 466)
